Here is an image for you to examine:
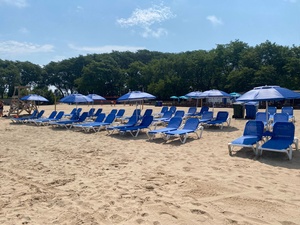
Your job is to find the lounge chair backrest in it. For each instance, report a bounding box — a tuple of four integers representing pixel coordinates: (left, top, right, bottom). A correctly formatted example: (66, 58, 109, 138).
(202, 111, 213, 120)
(126, 115, 139, 126)
(282, 106, 293, 116)
(95, 113, 106, 122)
(272, 122, 295, 140)
(132, 109, 141, 117)
(255, 112, 269, 122)
(215, 111, 229, 121)
(161, 106, 168, 114)
(169, 106, 177, 114)
(174, 110, 185, 118)
(268, 106, 277, 115)
(55, 111, 65, 120)
(273, 113, 289, 123)
(162, 111, 173, 119)
(116, 109, 125, 117)
(187, 107, 197, 115)
(104, 113, 116, 123)
(36, 110, 45, 118)
(109, 109, 118, 115)
(139, 116, 153, 127)
(69, 108, 77, 115)
(199, 106, 209, 115)
(243, 120, 264, 137)
(48, 111, 57, 119)
(94, 108, 103, 117)
(167, 117, 182, 129)
(182, 118, 200, 130)
(76, 108, 82, 115)
(78, 112, 88, 122)
(70, 112, 79, 120)
(142, 109, 153, 117)
(88, 108, 95, 117)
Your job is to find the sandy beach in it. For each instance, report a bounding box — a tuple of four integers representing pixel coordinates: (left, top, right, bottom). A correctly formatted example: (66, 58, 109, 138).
(1, 104, 300, 225)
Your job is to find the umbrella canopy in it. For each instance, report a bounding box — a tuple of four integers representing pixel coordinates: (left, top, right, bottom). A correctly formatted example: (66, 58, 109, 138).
(185, 91, 203, 99)
(179, 96, 188, 100)
(60, 94, 93, 104)
(117, 91, 156, 102)
(200, 89, 231, 98)
(185, 91, 203, 107)
(170, 96, 179, 99)
(20, 94, 49, 102)
(237, 85, 300, 121)
(230, 92, 241, 98)
(237, 86, 300, 102)
(86, 94, 106, 100)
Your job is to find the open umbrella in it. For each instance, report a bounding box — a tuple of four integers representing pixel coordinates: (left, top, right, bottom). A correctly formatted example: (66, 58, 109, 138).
(60, 94, 93, 108)
(170, 96, 179, 99)
(87, 94, 106, 101)
(199, 89, 231, 110)
(230, 92, 241, 98)
(117, 91, 156, 102)
(185, 91, 203, 107)
(117, 91, 156, 114)
(237, 85, 300, 120)
(21, 94, 49, 102)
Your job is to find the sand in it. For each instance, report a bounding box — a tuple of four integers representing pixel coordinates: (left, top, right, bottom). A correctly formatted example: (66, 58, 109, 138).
(0, 104, 300, 225)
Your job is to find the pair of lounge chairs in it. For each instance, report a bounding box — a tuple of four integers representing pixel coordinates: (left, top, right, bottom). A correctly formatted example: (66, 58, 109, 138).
(107, 115, 154, 137)
(228, 121, 297, 160)
(147, 117, 203, 143)
(73, 113, 116, 132)
(201, 111, 231, 129)
(11, 110, 45, 124)
(50, 112, 89, 129)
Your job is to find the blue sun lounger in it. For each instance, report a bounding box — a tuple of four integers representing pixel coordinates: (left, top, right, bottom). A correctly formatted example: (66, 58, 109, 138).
(72, 113, 106, 132)
(228, 120, 264, 155)
(107, 115, 139, 134)
(205, 111, 230, 129)
(50, 112, 88, 129)
(118, 116, 154, 137)
(35, 111, 65, 126)
(28, 110, 57, 124)
(11, 110, 38, 123)
(147, 117, 182, 140)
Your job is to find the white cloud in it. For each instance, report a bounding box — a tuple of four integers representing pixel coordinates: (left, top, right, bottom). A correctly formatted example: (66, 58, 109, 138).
(68, 44, 145, 53)
(0, 0, 28, 8)
(206, 15, 223, 26)
(117, 4, 175, 38)
(0, 40, 54, 55)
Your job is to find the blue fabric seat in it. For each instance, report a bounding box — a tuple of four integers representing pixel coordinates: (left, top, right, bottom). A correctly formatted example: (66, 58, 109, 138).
(281, 106, 295, 122)
(228, 120, 264, 155)
(35, 111, 65, 125)
(11, 110, 39, 123)
(107, 115, 139, 134)
(72, 113, 106, 131)
(50, 112, 88, 129)
(198, 111, 213, 124)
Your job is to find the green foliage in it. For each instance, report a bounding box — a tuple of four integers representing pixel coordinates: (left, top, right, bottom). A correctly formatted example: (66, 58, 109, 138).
(0, 40, 299, 101)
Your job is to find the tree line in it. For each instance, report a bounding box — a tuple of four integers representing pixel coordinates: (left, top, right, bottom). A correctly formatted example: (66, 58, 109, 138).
(0, 40, 299, 104)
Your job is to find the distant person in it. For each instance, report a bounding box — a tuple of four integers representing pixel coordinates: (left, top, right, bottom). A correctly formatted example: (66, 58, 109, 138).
(0, 101, 4, 117)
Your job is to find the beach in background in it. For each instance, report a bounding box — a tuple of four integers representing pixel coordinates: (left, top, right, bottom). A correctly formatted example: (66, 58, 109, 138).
(1, 104, 300, 225)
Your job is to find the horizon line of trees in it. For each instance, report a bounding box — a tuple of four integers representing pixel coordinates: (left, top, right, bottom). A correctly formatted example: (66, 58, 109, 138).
(0, 40, 300, 104)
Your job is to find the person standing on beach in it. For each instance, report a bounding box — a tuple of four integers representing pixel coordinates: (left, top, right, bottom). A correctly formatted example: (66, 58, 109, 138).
(0, 101, 4, 117)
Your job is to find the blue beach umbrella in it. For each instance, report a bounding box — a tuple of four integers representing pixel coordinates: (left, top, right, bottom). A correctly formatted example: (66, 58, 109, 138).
(60, 94, 93, 108)
(86, 94, 106, 101)
(199, 89, 231, 110)
(21, 94, 49, 102)
(237, 86, 300, 120)
(117, 91, 156, 102)
(185, 91, 203, 107)
(117, 91, 156, 114)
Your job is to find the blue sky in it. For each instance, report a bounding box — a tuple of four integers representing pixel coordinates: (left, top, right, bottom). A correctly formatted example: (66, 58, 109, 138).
(0, 0, 299, 66)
